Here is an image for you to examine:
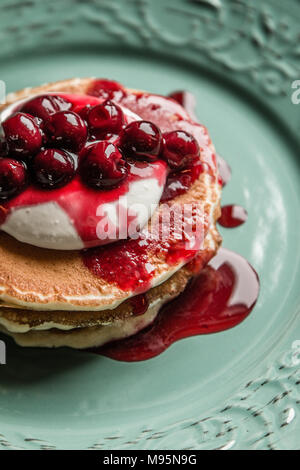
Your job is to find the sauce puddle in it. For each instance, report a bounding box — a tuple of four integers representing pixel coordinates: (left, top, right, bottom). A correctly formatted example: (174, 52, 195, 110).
(94, 248, 259, 362)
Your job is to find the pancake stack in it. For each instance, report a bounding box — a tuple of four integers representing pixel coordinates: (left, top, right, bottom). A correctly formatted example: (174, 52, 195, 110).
(0, 78, 222, 349)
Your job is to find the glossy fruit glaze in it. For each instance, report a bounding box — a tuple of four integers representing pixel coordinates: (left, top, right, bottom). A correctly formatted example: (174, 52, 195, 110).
(83, 202, 207, 292)
(88, 80, 218, 201)
(96, 248, 259, 361)
(0, 84, 216, 247)
(0, 158, 166, 246)
(85, 83, 257, 362)
(82, 82, 215, 294)
(0, 92, 169, 246)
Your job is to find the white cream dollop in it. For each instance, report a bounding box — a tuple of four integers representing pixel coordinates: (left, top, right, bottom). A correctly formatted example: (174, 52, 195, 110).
(1, 176, 164, 250)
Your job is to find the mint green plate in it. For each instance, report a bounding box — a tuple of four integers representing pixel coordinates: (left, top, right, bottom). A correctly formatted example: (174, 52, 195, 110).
(0, 0, 300, 450)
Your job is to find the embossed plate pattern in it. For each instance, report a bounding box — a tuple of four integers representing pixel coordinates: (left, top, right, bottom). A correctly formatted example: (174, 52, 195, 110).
(0, 0, 299, 450)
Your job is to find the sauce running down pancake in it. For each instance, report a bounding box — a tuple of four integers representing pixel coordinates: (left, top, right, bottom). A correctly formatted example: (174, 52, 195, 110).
(0, 78, 221, 317)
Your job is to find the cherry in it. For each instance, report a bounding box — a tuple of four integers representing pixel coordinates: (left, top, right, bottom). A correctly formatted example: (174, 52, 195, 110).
(2, 112, 43, 158)
(87, 100, 124, 138)
(30, 116, 48, 145)
(88, 79, 126, 101)
(119, 120, 162, 162)
(80, 142, 127, 190)
(21, 94, 72, 121)
(74, 105, 92, 123)
(0, 138, 8, 158)
(162, 130, 200, 170)
(0, 158, 27, 200)
(33, 149, 76, 189)
(45, 111, 87, 152)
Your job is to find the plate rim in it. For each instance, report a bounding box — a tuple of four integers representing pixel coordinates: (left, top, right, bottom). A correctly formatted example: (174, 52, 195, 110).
(0, 0, 299, 450)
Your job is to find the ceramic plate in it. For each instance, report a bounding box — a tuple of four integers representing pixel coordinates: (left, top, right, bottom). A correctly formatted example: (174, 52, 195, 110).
(0, 0, 299, 450)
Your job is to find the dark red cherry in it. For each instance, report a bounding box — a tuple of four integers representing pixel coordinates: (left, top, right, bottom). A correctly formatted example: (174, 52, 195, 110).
(33, 149, 76, 189)
(162, 130, 200, 170)
(119, 120, 162, 162)
(0, 158, 27, 200)
(21, 94, 72, 121)
(31, 116, 48, 144)
(87, 100, 124, 137)
(0, 138, 8, 158)
(2, 112, 43, 158)
(73, 105, 92, 123)
(88, 79, 126, 101)
(80, 142, 127, 190)
(45, 111, 87, 152)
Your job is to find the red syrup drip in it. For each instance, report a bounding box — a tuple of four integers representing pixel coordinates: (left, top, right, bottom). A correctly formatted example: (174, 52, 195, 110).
(83, 208, 207, 292)
(92, 248, 259, 362)
(168, 90, 197, 121)
(82, 85, 259, 362)
(87, 79, 127, 102)
(160, 160, 205, 203)
(131, 294, 149, 316)
(216, 154, 231, 187)
(219, 205, 248, 228)
(83, 238, 155, 293)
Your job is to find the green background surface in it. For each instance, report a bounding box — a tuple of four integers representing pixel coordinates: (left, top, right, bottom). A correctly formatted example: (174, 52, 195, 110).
(0, 0, 299, 450)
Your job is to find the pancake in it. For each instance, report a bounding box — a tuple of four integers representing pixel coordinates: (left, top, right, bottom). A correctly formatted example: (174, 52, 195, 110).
(0, 238, 220, 348)
(0, 78, 221, 315)
(0, 222, 220, 332)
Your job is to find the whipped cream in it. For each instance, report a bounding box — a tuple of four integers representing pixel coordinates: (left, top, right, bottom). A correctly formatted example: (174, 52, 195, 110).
(1, 176, 164, 250)
(2, 202, 84, 250)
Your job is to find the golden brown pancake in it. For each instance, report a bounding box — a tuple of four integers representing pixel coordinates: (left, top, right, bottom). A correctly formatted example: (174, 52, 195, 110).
(0, 241, 220, 348)
(0, 227, 220, 331)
